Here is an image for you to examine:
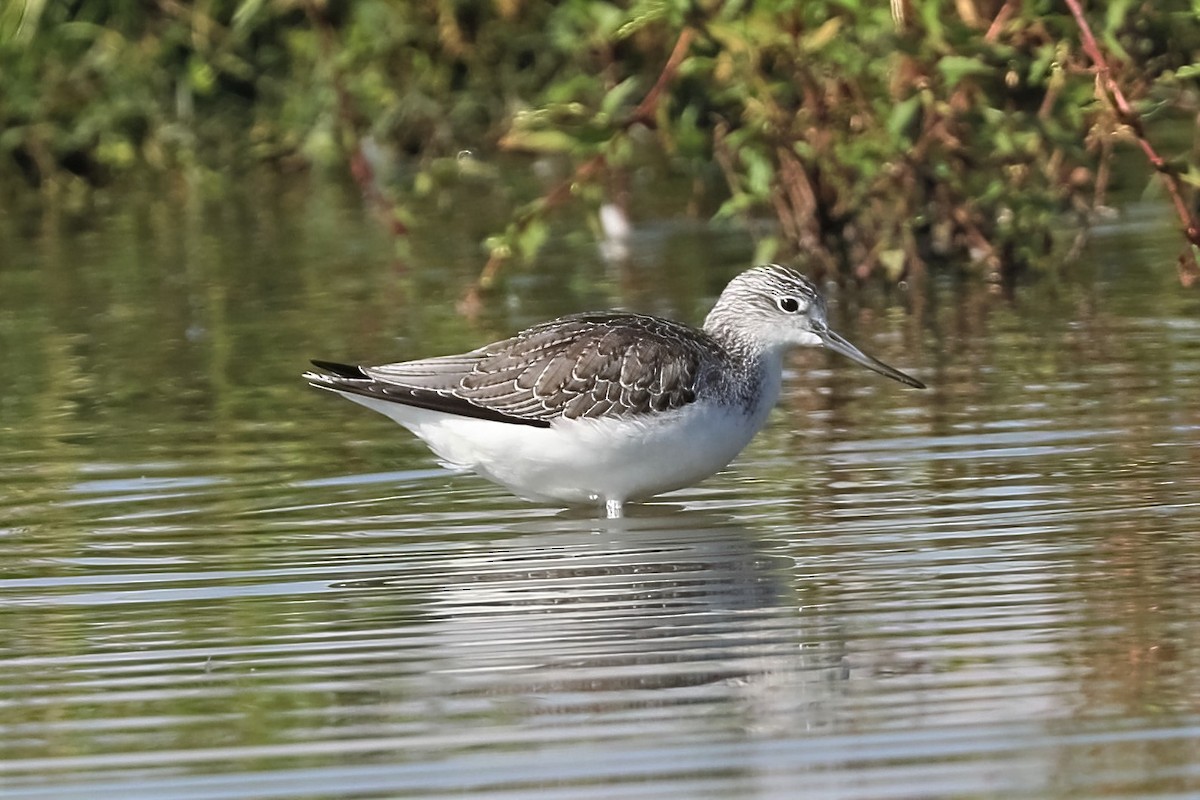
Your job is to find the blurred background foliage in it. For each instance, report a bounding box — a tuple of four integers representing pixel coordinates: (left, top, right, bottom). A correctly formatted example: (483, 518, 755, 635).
(1, 0, 1198, 282)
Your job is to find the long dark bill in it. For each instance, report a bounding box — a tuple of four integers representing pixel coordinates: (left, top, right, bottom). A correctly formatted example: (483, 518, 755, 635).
(818, 328, 926, 389)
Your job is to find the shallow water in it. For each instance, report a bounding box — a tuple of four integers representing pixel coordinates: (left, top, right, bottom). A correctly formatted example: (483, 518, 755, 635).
(2, 177, 1200, 799)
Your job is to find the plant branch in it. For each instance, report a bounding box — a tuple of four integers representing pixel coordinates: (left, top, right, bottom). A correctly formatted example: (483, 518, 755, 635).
(472, 26, 700, 295)
(630, 27, 696, 127)
(303, 1, 408, 240)
(1062, 0, 1200, 284)
(462, 153, 608, 314)
(984, 0, 1018, 43)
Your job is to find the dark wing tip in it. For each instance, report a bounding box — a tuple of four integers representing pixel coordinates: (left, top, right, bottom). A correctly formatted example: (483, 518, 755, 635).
(309, 359, 368, 379)
(304, 359, 552, 428)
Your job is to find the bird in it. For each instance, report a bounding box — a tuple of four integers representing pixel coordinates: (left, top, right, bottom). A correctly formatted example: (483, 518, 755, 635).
(304, 264, 925, 518)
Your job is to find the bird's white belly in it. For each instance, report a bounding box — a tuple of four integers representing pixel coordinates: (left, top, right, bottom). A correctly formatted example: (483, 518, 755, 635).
(338, 392, 772, 505)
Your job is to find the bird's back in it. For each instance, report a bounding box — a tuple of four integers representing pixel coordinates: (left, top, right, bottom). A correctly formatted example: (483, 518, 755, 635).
(308, 311, 726, 427)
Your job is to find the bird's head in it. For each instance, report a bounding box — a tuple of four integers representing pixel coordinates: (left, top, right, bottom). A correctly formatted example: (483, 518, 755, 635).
(705, 264, 925, 389)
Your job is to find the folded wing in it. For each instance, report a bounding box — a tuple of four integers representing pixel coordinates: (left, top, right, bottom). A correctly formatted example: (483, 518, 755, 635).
(306, 312, 715, 427)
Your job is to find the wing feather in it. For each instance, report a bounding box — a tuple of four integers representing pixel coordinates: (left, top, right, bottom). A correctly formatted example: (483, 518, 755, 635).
(309, 312, 718, 426)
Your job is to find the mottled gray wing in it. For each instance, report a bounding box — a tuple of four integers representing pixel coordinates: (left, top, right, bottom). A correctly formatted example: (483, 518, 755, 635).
(457, 312, 714, 421)
(356, 312, 716, 424)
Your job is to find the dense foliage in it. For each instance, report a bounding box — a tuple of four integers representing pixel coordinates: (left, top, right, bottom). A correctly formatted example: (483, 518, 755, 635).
(2, 1, 1198, 281)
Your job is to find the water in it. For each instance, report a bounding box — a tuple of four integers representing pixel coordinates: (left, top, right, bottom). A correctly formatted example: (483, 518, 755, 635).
(2, 175, 1200, 799)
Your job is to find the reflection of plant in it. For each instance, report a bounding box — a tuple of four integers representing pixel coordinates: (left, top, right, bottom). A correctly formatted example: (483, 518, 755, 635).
(2, 1, 1197, 283)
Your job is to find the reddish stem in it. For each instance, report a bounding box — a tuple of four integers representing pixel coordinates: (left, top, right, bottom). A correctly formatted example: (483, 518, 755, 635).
(1062, 0, 1200, 275)
(304, 1, 408, 240)
(631, 27, 697, 127)
(984, 0, 1018, 43)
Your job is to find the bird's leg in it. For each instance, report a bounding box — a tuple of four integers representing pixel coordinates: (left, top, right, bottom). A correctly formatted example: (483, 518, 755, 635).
(604, 498, 625, 519)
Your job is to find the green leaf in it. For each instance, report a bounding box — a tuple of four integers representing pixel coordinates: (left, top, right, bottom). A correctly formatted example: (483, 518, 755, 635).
(515, 219, 549, 261)
(616, 0, 669, 39)
(499, 128, 580, 154)
(741, 148, 774, 198)
(887, 95, 922, 140)
(752, 236, 781, 265)
(936, 56, 993, 88)
(879, 249, 906, 281)
(232, 0, 268, 35)
(600, 77, 642, 118)
(1103, 0, 1136, 34)
(714, 193, 755, 220)
(802, 18, 842, 52)
(188, 57, 216, 96)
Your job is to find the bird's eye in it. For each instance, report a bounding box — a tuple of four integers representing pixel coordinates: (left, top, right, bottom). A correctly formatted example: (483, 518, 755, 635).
(777, 296, 801, 313)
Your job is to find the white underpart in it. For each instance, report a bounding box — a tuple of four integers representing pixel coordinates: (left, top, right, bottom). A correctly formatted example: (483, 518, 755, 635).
(330, 355, 782, 510)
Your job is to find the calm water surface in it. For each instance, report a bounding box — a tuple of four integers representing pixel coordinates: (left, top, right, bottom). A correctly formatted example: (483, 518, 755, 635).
(2, 178, 1199, 799)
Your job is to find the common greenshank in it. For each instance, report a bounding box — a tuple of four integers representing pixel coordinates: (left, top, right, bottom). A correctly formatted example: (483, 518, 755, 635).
(305, 264, 925, 517)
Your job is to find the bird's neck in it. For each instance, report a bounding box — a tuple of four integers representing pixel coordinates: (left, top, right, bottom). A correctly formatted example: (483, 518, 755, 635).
(703, 323, 786, 416)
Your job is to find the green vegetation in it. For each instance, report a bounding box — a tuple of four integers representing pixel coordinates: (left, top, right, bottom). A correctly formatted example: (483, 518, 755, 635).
(2, 1, 1198, 282)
